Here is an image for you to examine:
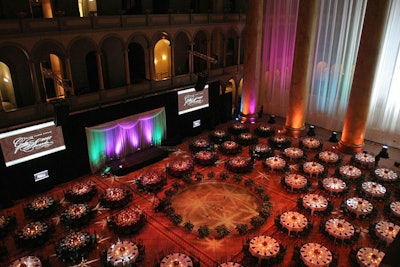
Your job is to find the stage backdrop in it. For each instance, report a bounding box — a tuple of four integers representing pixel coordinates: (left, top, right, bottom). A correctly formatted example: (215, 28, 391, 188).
(85, 107, 166, 173)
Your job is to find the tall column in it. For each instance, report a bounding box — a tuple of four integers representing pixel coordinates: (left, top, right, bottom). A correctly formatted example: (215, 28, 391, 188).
(189, 43, 194, 74)
(64, 56, 75, 96)
(338, 0, 391, 154)
(240, 0, 264, 123)
(29, 60, 42, 103)
(96, 52, 104, 90)
(123, 49, 131, 85)
(284, 0, 319, 137)
(170, 44, 175, 78)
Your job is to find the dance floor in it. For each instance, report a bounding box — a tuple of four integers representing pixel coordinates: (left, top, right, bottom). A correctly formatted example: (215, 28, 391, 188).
(1, 116, 400, 267)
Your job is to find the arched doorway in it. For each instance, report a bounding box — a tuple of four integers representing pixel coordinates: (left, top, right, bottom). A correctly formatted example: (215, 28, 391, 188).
(154, 38, 171, 81)
(40, 54, 65, 101)
(128, 43, 146, 83)
(0, 62, 16, 111)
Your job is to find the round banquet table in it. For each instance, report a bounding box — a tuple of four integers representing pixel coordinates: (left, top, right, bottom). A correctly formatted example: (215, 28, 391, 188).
(302, 162, 325, 177)
(9, 256, 42, 267)
(345, 197, 373, 218)
(375, 221, 400, 245)
(361, 181, 386, 198)
(353, 152, 375, 169)
(322, 177, 347, 193)
(356, 247, 385, 267)
(339, 165, 362, 180)
(249, 235, 280, 260)
(209, 129, 230, 143)
(269, 135, 291, 149)
(160, 253, 193, 267)
(301, 137, 322, 150)
(284, 174, 308, 190)
(302, 194, 328, 215)
(107, 240, 139, 266)
(317, 151, 340, 164)
(263, 156, 287, 171)
(390, 201, 400, 218)
(279, 211, 308, 234)
(283, 147, 304, 161)
(374, 167, 398, 182)
(325, 218, 354, 240)
(300, 243, 332, 267)
(218, 262, 243, 267)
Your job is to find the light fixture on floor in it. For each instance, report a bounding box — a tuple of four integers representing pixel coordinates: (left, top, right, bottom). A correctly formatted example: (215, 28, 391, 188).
(307, 125, 316, 136)
(329, 131, 339, 143)
(268, 114, 276, 124)
(378, 145, 389, 158)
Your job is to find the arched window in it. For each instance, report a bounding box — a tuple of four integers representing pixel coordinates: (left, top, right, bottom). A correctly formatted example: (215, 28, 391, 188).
(154, 38, 171, 81)
(0, 61, 17, 111)
(40, 54, 65, 101)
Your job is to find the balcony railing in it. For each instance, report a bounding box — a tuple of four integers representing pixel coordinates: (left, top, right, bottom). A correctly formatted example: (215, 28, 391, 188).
(0, 13, 246, 35)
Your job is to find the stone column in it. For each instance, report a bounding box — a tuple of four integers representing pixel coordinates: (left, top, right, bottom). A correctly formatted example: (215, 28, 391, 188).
(64, 57, 75, 96)
(338, 0, 391, 154)
(123, 49, 131, 85)
(284, 0, 319, 137)
(240, 0, 264, 123)
(96, 52, 104, 90)
(29, 60, 42, 103)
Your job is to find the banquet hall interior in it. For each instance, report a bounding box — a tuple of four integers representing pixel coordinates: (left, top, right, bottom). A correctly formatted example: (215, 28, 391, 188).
(1, 0, 400, 266)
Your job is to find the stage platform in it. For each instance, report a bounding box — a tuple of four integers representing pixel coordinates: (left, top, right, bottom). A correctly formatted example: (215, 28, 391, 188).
(107, 147, 169, 176)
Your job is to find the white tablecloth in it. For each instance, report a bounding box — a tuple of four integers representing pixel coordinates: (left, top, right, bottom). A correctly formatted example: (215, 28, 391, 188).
(280, 211, 308, 233)
(300, 243, 332, 267)
(375, 221, 400, 245)
(354, 153, 375, 168)
(339, 165, 362, 179)
(303, 162, 324, 177)
(284, 174, 307, 190)
(325, 218, 354, 240)
(249, 235, 280, 259)
(390, 201, 400, 217)
(10, 256, 42, 267)
(302, 194, 328, 215)
(160, 253, 193, 267)
(107, 240, 139, 266)
(375, 168, 398, 182)
(218, 262, 243, 267)
(318, 151, 339, 164)
(361, 181, 386, 197)
(356, 247, 385, 267)
(345, 197, 373, 218)
(322, 177, 346, 193)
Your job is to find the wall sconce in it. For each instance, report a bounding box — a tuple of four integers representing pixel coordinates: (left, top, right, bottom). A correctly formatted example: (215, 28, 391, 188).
(307, 125, 316, 136)
(329, 131, 339, 143)
(378, 145, 389, 159)
(268, 114, 276, 124)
